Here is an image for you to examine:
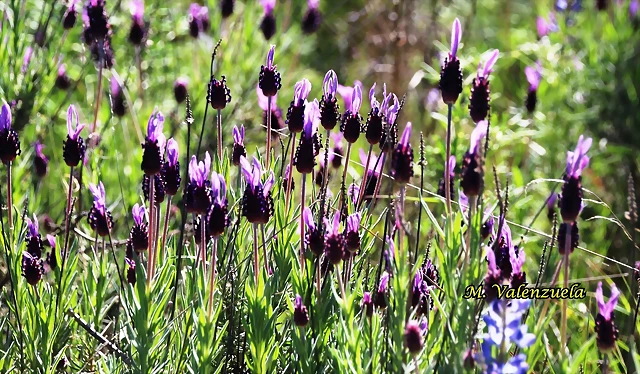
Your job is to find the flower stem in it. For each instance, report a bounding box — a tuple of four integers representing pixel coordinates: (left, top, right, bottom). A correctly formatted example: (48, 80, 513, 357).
(300, 173, 307, 272)
(336, 264, 346, 300)
(55, 168, 75, 318)
(285, 133, 297, 212)
(340, 143, 352, 212)
(216, 109, 223, 162)
(253, 223, 259, 285)
(561, 225, 571, 353)
(91, 61, 104, 133)
(398, 185, 406, 258)
(444, 103, 453, 216)
(199, 214, 207, 268)
(146, 176, 155, 288)
(315, 257, 321, 296)
(261, 224, 271, 276)
(136, 46, 143, 99)
(357, 144, 373, 210)
(266, 96, 272, 170)
(6, 162, 12, 231)
(160, 196, 172, 261)
(207, 237, 218, 317)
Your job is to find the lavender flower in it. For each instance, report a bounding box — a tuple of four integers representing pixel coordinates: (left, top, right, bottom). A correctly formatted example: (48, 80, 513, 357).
(294, 99, 321, 174)
(259, 45, 281, 97)
(141, 109, 166, 176)
(232, 125, 246, 166)
(493, 218, 518, 280)
(207, 172, 229, 237)
(559, 135, 591, 223)
(33, 141, 48, 178)
(323, 211, 345, 264)
(286, 78, 312, 133)
(63, 0, 79, 29)
(188, 4, 209, 38)
(240, 156, 275, 224)
(209, 72, 231, 110)
(83, 0, 114, 67)
(129, 203, 148, 251)
(631, 0, 639, 17)
(594, 282, 620, 350)
(162, 138, 181, 196)
(379, 94, 400, 153)
(62, 105, 85, 167)
(404, 320, 426, 355)
(558, 221, 579, 255)
(411, 259, 439, 315)
(361, 291, 373, 317)
(303, 207, 323, 256)
(319, 70, 341, 131)
(476, 299, 535, 374)
(142, 174, 166, 205)
(340, 84, 363, 144)
(220, 0, 234, 18)
(460, 120, 489, 197)
(128, 0, 146, 45)
(184, 152, 213, 214)
(365, 83, 387, 145)
(0, 102, 20, 164)
(344, 213, 361, 252)
(22, 252, 44, 286)
(174, 78, 188, 104)
(373, 271, 390, 309)
(293, 294, 309, 327)
(337, 81, 364, 113)
(509, 245, 526, 289)
(469, 49, 499, 123)
(525, 62, 542, 113)
(111, 77, 126, 117)
(88, 181, 113, 236)
(437, 155, 456, 199)
(125, 258, 136, 285)
(330, 132, 344, 169)
(25, 214, 43, 258)
(55, 63, 72, 90)
(440, 18, 463, 105)
(301, 0, 321, 34)
(390, 122, 414, 184)
(45, 234, 58, 271)
(259, 0, 277, 40)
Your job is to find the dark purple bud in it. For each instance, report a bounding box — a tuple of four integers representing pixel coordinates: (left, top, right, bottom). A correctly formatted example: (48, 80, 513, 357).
(373, 271, 390, 309)
(110, 77, 127, 117)
(55, 63, 72, 90)
(174, 78, 188, 104)
(220, 0, 234, 18)
(185, 153, 212, 214)
(126, 258, 136, 285)
(294, 100, 321, 174)
(463, 349, 475, 370)
(45, 235, 58, 271)
(129, 203, 148, 251)
(260, 13, 276, 40)
(460, 121, 488, 197)
(361, 292, 373, 317)
(141, 109, 166, 176)
(390, 123, 414, 184)
(404, 321, 425, 355)
(324, 212, 346, 264)
(240, 156, 275, 224)
(293, 295, 310, 327)
(345, 213, 361, 252)
(206, 172, 229, 237)
(22, 252, 44, 286)
(162, 139, 181, 195)
(33, 141, 49, 178)
(88, 181, 113, 237)
(557, 222, 579, 255)
(560, 135, 591, 223)
(484, 248, 503, 302)
(143, 174, 166, 205)
(303, 207, 323, 256)
(83, 0, 111, 42)
(63, 0, 78, 29)
(209, 76, 232, 110)
(468, 50, 499, 123)
(319, 71, 341, 130)
(259, 45, 281, 97)
(596, 0, 608, 11)
(301, 1, 321, 34)
(128, 0, 146, 45)
(25, 215, 43, 258)
(595, 282, 620, 352)
(340, 85, 363, 144)
(232, 125, 246, 166)
(286, 79, 311, 133)
(0, 102, 21, 164)
(440, 19, 463, 105)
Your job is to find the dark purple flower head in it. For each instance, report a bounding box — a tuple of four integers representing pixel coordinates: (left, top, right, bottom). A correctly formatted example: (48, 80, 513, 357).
(174, 78, 188, 104)
(88, 181, 113, 236)
(141, 109, 166, 176)
(128, 0, 146, 45)
(185, 152, 213, 213)
(345, 213, 361, 252)
(25, 214, 43, 259)
(302, 0, 321, 34)
(286, 79, 311, 133)
(45, 234, 58, 271)
(373, 271, 390, 309)
(293, 294, 310, 327)
(64, 0, 79, 29)
(483, 247, 503, 302)
(595, 281, 620, 352)
(509, 245, 527, 288)
(340, 84, 363, 144)
(565, 135, 591, 179)
(129, 203, 148, 251)
(259, 0, 277, 40)
(62, 105, 85, 167)
(56, 63, 72, 90)
(207, 171, 229, 237)
(358, 150, 381, 204)
(232, 125, 246, 166)
(362, 291, 374, 317)
(33, 141, 48, 177)
(89, 181, 107, 215)
(110, 77, 126, 117)
(440, 18, 463, 105)
(166, 138, 179, 167)
(379, 94, 400, 153)
(82, 0, 111, 42)
(404, 320, 425, 355)
(560, 135, 591, 223)
(319, 70, 341, 130)
(221, 0, 234, 18)
(525, 62, 542, 93)
(295, 100, 321, 174)
(240, 156, 275, 224)
(188, 4, 204, 38)
(390, 122, 414, 184)
(469, 50, 499, 123)
(0, 102, 20, 164)
(481, 209, 495, 240)
(324, 211, 346, 264)
(125, 258, 136, 284)
(261, 0, 276, 15)
(259, 45, 281, 97)
(303, 207, 323, 256)
(364, 83, 387, 145)
(460, 120, 488, 197)
(22, 252, 43, 286)
(162, 138, 181, 196)
(209, 75, 231, 110)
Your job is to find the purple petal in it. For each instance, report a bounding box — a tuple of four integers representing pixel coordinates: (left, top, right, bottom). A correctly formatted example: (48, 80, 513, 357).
(369, 82, 379, 109)
(166, 138, 179, 166)
(447, 155, 456, 177)
(337, 84, 353, 112)
(294, 79, 312, 103)
(260, 0, 276, 15)
(58, 63, 66, 77)
(307, 0, 319, 9)
(239, 156, 254, 186)
(218, 174, 227, 201)
(203, 152, 212, 181)
(351, 84, 362, 114)
(263, 171, 275, 196)
(632, 0, 639, 17)
(459, 190, 469, 213)
(378, 271, 390, 293)
(480, 49, 500, 78)
(233, 125, 244, 145)
(130, 0, 144, 21)
(362, 291, 371, 304)
(257, 84, 270, 111)
(303, 99, 319, 139)
(252, 157, 262, 187)
(132, 203, 146, 225)
(46, 234, 56, 249)
(110, 77, 121, 96)
(525, 66, 540, 91)
(547, 192, 557, 210)
(536, 16, 549, 38)
(210, 171, 221, 199)
(27, 214, 39, 237)
(266, 44, 276, 68)
(189, 3, 201, 18)
(399, 122, 412, 149)
(66, 104, 84, 140)
(385, 94, 400, 125)
(595, 282, 606, 317)
(347, 213, 360, 233)
(469, 120, 488, 154)
(331, 211, 340, 235)
(295, 294, 303, 308)
(0, 103, 11, 131)
(358, 148, 368, 168)
(303, 207, 315, 230)
(451, 18, 462, 57)
(486, 247, 498, 273)
(189, 155, 199, 184)
(21, 47, 33, 75)
(323, 70, 338, 97)
(510, 245, 525, 274)
(606, 284, 620, 321)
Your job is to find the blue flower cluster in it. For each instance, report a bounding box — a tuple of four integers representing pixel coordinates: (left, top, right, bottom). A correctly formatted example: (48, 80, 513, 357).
(476, 299, 535, 374)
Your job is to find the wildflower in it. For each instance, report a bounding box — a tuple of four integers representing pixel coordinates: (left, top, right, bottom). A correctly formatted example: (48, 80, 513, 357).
(319, 70, 341, 130)
(536, 15, 549, 38)
(188, 4, 209, 38)
(404, 320, 425, 355)
(240, 156, 275, 224)
(509, 245, 527, 289)
(411, 259, 439, 315)
(209, 74, 231, 110)
(558, 222, 579, 255)
(373, 271, 390, 309)
(129, 203, 148, 251)
(259, 45, 281, 97)
(259, 0, 277, 40)
(88, 181, 113, 237)
(62, 105, 85, 167)
(162, 138, 181, 196)
(33, 141, 48, 178)
(63, 0, 79, 29)
(232, 125, 246, 166)
(345, 213, 361, 252)
(303, 207, 323, 256)
(484, 248, 503, 302)
(595, 282, 620, 352)
(361, 291, 373, 317)
(546, 192, 557, 221)
(55, 63, 72, 90)
(25, 215, 43, 258)
(559, 135, 591, 223)
(257, 85, 284, 138)
(437, 155, 456, 199)
(294, 100, 321, 174)
(83, 0, 111, 41)
(330, 132, 344, 169)
(286, 79, 312, 133)
(125, 258, 136, 285)
(0, 102, 20, 164)
(469, 49, 499, 123)
(365, 83, 387, 145)
(220, 0, 234, 18)
(440, 18, 463, 105)
(340, 85, 363, 144)
(460, 120, 488, 197)
(324, 211, 346, 264)
(206, 172, 229, 237)
(379, 94, 399, 153)
(184, 152, 213, 214)
(111, 77, 126, 117)
(141, 109, 166, 176)
(390, 122, 414, 184)
(301, 0, 321, 34)
(174, 78, 188, 104)
(293, 294, 309, 327)
(142, 174, 166, 204)
(128, 0, 146, 45)
(45, 234, 58, 271)
(525, 62, 542, 113)
(22, 252, 44, 286)
(476, 299, 535, 374)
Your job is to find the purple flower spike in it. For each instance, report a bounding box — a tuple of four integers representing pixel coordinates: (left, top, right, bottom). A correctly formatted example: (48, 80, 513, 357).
(263, 171, 275, 196)
(239, 156, 254, 187)
(188, 152, 212, 187)
(525, 63, 542, 92)
(469, 120, 489, 155)
(632, 0, 639, 17)
(323, 70, 338, 97)
(266, 44, 276, 68)
(328, 211, 341, 236)
(89, 181, 107, 214)
(261, 0, 276, 15)
(478, 49, 500, 79)
(378, 271, 390, 293)
(1, 103, 11, 131)
(451, 18, 462, 58)
(166, 138, 179, 167)
(132, 203, 146, 225)
(66, 105, 84, 140)
(294, 79, 312, 104)
(303, 207, 315, 230)
(233, 125, 245, 145)
(295, 294, 303, 308)
(596, 282, 620, 321)
(35, 141, 46, 160)
(399, 122, 412, 150)
(566, 135, 592, 178)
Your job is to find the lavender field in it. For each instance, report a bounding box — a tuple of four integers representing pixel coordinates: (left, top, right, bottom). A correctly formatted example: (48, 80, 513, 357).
(0, 0, 639, 372)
